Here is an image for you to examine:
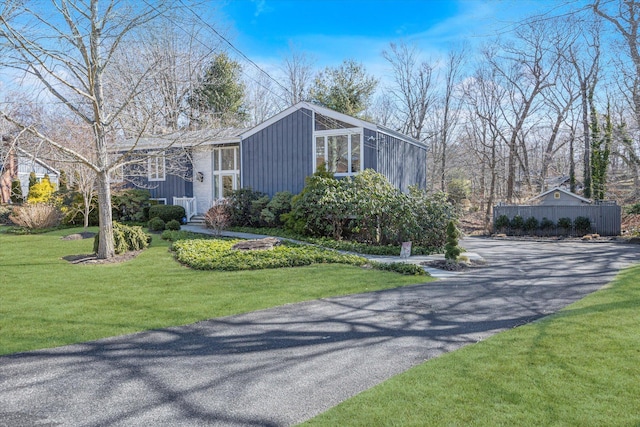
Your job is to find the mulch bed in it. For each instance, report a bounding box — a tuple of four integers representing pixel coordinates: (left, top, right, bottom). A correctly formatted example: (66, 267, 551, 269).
(62, 251, 142, 265)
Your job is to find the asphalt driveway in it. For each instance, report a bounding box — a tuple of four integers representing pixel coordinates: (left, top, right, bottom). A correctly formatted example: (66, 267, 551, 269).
(1, 238, 639, 426)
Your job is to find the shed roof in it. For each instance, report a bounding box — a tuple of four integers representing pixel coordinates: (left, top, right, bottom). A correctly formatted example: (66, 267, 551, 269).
(527, 186, 592, 204)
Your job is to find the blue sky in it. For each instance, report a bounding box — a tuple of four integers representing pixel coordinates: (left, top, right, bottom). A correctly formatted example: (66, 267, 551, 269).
(216, 0, 571, 76)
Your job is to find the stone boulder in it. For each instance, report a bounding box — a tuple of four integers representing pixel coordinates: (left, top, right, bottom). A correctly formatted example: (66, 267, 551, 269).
(231, 237, 281, 251)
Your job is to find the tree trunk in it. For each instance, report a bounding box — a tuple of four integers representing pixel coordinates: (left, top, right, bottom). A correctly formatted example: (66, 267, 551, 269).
(95, 170, 114, 258)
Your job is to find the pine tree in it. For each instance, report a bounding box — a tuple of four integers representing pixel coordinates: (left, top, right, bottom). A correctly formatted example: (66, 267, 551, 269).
(10, 179, 23, 203)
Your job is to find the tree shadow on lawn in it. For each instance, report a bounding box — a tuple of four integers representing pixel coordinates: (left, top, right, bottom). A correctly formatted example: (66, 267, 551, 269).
(2, 240, 640, 427)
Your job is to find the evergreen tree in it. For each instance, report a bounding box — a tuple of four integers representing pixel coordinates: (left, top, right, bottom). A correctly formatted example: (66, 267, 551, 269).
(309, 59, 378, 117)
(190, 53, 246, 126)
(58, 170, 68, 193)
(444, 220, 462, 261)
(28, 171, 37, 192)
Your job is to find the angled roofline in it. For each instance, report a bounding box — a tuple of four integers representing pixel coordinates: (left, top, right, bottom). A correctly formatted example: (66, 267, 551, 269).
(240, 101, 426, 149)
(527, 186, 592, 204)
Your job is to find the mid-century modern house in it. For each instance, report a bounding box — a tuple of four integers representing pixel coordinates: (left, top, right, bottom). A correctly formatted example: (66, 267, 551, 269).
(126, 102, 427, 219)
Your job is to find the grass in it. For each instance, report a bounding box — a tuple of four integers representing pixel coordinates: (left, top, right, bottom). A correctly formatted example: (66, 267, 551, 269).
(303, 264, 640, 426)
(0, 227, 429, 356)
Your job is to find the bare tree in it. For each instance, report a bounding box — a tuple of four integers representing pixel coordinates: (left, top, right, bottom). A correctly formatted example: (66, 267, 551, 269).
(280, 43, 315, 107)
(0, 0, 213, 258)
(382, 42, 436, 141)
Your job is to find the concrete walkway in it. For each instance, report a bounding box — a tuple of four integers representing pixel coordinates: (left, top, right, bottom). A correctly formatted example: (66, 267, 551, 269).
(181, 225, 476, 279)
(2, 238, 639, 426)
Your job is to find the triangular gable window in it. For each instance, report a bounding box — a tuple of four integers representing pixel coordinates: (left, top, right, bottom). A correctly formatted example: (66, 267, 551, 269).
(314, 113, 358, 131)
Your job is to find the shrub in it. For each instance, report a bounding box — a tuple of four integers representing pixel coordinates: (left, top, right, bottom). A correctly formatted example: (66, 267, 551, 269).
(260, 191, 293, 227)
(626, 202, 640, 215)
(161, 229, 213, 242)
(27, 176, 56, 204)
(368, 261, 427, 276)
(510, 215, 524, 233)
(540, 217, 555, 236)
(574, 216, 591, 234)
(523, 216, 539, 235)
(148, 204, 185, 223)
(9, 203, 61, 229)
(148, 216, 166, 231)
(10, 179, 23, 203)
(205, 201, 231, 235)
(93, 221, 150, 254)
(165, 219, 181, 231)
(61, 193, 99, 226)
(558, 217, 572, 230)
(112, 189, 151, 222)
(226, 188, 268, 227)
(494, 215, 510, 232)
(444, 220, 462, 261)
(0, 205, 14, 224)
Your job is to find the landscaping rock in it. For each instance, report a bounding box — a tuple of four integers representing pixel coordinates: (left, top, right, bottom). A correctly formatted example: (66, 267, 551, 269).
(61, 232, 96, 241)
(232, 237, 281, 251)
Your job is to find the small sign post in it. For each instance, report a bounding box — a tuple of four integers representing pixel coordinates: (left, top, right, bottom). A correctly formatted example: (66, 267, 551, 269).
(400, 241, 412, 259)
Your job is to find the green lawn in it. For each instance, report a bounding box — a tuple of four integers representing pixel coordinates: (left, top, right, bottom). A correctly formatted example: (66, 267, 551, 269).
(304, 264, 640, 426)
(0, 227, 428, 356)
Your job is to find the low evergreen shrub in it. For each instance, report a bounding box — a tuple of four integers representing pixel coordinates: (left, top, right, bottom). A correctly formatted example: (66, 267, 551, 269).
(112, 189, 151, 222)
(510, 215, 524, 232)
(165, 219, 181, 231)
(368, 261, 427, 276)
(494, 214, 510, 232)
(93, 222, 150, 254)
(574, 216, 591, 234)
(558, 217, 572, 230)
(148, 216, 166, 231)
(0, 205, 13, 224)
(148, 204, 185, 223)
(444, 221, 462, 261)
(540, 217, 555, 236)
(523, 217, 539, 235)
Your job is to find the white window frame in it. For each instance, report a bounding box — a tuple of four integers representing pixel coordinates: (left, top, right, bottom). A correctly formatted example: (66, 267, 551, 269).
(148, 152, 166, 182)
(313, 128, 363, 177)
(150, 198, 167, 205)
(212, 146, 240, 199)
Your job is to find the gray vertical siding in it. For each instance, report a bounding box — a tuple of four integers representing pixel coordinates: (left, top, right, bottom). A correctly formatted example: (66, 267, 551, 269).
(363, 128, 377, 170)
(375, 132, 427, 192)
(493, 204, 621, 236)
(242, 108, 313, 196)
(147, 173, 193, 201)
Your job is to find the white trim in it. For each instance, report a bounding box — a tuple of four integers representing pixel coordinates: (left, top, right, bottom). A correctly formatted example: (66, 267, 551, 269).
(527, 186, 592, 204)
(148, 152, 166, 181)
(150, 198, 167, 205)
(313, 129, 364, 176)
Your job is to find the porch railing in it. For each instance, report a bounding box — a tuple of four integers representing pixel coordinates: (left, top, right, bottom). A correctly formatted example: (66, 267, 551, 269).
(173, 197, 197, 221)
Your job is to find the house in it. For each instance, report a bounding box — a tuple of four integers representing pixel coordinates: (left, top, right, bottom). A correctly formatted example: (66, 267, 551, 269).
(125, 102, 427, 218)
(1, 140, 60, 203)
(527, 186, 592, 206)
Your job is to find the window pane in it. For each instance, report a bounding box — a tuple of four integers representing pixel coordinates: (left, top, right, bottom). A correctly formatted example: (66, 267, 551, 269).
(221, 148, 235, 170)
(327, 135, 348, 173)
(315, 136, 326, 169)
(351, 134, 361, 172)
(214, 175, 220, 199)
(222, 175, 234, 197)
(213, 150, 219, 172)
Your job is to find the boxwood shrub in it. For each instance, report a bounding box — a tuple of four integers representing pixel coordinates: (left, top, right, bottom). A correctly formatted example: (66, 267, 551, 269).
(148, 205, 186, 223)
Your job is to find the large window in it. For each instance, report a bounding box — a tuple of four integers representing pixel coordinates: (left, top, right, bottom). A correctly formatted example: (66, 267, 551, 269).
(212, 146, 239, 199)
(314, 131, 362, 175)
(148, 152, 165, 181)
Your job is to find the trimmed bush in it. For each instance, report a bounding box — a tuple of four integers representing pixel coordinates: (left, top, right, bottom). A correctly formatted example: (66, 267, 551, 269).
(148, 216, 166, 231)
(523, 216, 539, 235)
(165, 219, 181, 231)
(444, 221, 462, 261)
(540, 217, 555, 236)
(93, 222, 150, 255)
(494, 214, 510, 232)
(27, 176, 55, 204)
(148, 204, 185, 223)
(368, 261, 427, 276)
(574, 216, 591, 234)
(510, 215, 524, 231)
(558, 217, 572, 230)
